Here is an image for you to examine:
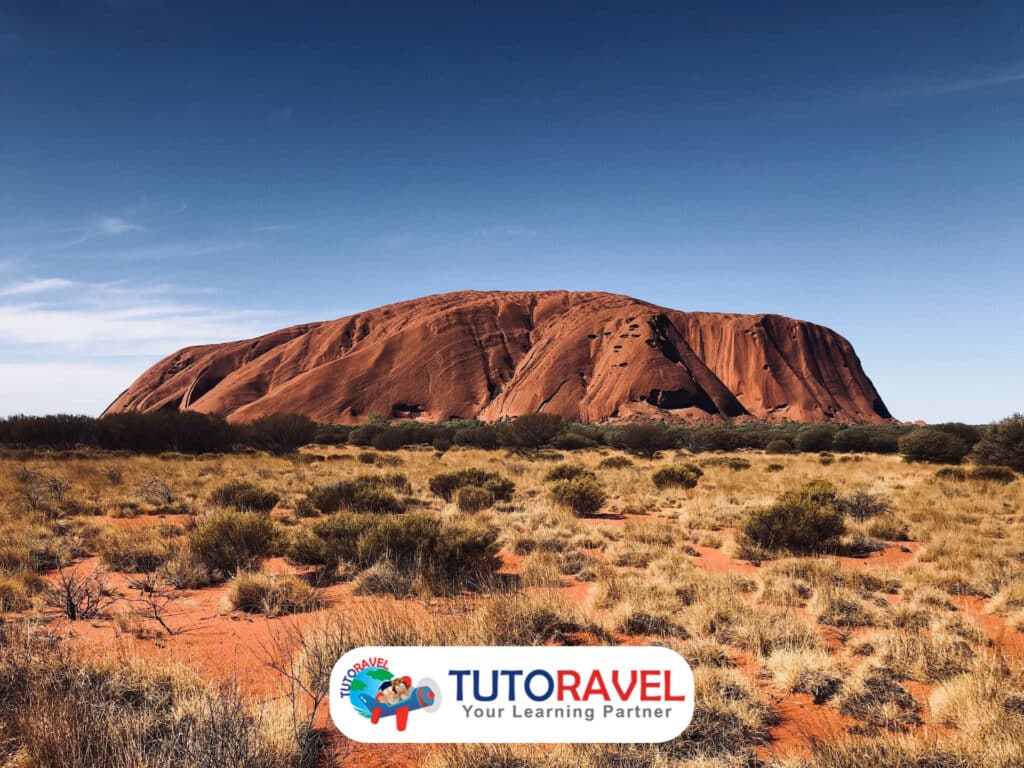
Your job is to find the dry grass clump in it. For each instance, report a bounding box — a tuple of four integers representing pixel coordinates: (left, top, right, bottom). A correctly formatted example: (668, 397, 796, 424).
(519, 551, 565, 587)
(189, 510, 279, 580)
(673, 638, 736, 668)
(288, 512, 501, 594)
(812, 586, 882, 628)
(609, 601, 688, 638)
(97, 526, 172, 572)
(767, 648, 846, 703)
(467, 592, 592, 645)
(988, 580, 1024, 617)
(835, 665, 922, 732)
(210, 480, 280, 513)
(667, 666, 777, 761)
(455, 485, 496, 512)
(0, 628, 318, 768)
(226, 572, 321, 616)
(873, 630, 976, 683)
(930, 654, 1024, 732)
(775, 733, 995, 768)
(759, 575, 813, 607)
(549, 477, 607, 516)
(737, 608, 821, 657)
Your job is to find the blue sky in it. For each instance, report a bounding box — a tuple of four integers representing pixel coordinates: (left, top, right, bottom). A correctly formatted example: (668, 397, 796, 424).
(1, 1, 1021, 423)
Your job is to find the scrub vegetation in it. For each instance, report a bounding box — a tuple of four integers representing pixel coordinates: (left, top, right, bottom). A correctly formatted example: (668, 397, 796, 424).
(0, 412, 1022, 767)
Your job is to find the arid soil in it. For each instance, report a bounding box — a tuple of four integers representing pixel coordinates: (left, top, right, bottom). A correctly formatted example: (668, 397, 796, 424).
(3, 447, 1021, 768)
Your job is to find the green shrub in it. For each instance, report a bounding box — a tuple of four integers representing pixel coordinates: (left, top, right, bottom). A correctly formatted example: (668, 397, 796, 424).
(452, 425, 500, 450)
(833, 427, 899, 454)
(543, 464, 596, 482)
(227, 572, 320, 616)
(428, 469, 514, 502)
(455, 486, 496, 513)
(306, 476, 405, 514)
(836, 490, 892, 521)
(765, 439, 792, 454)
(765, 463, 785, 473)
(550, 477, 606, 516)
(369, 427, 406, 451)
(550, 432, 597, 450)
(794, 426, 836, 453)
(700, 456, 751, 470)
(352, 560, 413, 596)
(241, 413, 317, 455)
(898, 428, 970, 464)
(652, 463, 703, 490)
(598, 455, 634, 469)
(741, 480, 846, 553)
(935, 467, 967, 481)
(970, 465, 1017, 484)
(611, 423, 676, 459)
(188, 511, 278, 579)
(971, 414, 1024, 472)
(288, 513, 500, 592)
(210, 481, 280, 513)
(496, 413, 564, 451)
(97, 529, 171, 573)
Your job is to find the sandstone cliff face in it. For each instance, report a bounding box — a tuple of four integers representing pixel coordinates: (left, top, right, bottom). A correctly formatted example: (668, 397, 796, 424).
(104, 291, 891, 425)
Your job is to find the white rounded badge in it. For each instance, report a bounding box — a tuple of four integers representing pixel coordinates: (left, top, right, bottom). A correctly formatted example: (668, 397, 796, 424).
(328, 646, 695, 743)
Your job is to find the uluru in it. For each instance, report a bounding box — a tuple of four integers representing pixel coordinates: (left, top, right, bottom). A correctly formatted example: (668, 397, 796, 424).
(104, 290, 892, 425)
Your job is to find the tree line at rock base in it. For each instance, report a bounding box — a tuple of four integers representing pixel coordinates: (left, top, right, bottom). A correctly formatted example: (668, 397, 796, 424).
(0, 411, 1021, 472)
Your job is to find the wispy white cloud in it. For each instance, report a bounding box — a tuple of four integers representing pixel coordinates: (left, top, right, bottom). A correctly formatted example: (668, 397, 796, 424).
(98, 216, 144, 235)
(0, 278, 288, 356)
(73, 238, 249, 261)
(0, 275, 295, 414)
(866, 65, 1024, 101)
(0, 277, 75, 297)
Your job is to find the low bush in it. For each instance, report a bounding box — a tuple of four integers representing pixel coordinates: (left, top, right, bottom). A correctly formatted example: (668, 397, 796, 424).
(241, 413, 317, 455)
(550, 477, 606, 516)
(836, 489, 892, 521)
(765, 463, 785, 473)
(700, 456, 751, 470)
(652, 463, 703, 490)
(765, 439, 793, 454)
(543, 464, 596, 482)
(833, 426, 901, 454)
(455, 486, 495, 513)
(611, 423, 676, 459)
(0, 632, 316, 767)
(598, 455, 634, 469)
(227, 572, 321, 616)
(495, 413, 564, 451)
(189, 511, 278, 580)
(741, 480, 845, 553)
(549, 432, 596, 450)
(935, 466, 967, 481)
(971, 413, 1024, 472)
(289, 513, 500, 593)
(306, 476, 405, 515)
(97, 528, 172, 573)
(970, 465, 1017, 484)
(794, 426, 836, 452)
(210, 481, 280, 513)
(428, 468, 514, 503)
(898, 427, 970, 464)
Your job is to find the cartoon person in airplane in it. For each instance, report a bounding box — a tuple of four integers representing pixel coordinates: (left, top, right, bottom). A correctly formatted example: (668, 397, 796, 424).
(362, 674, 435, 731)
